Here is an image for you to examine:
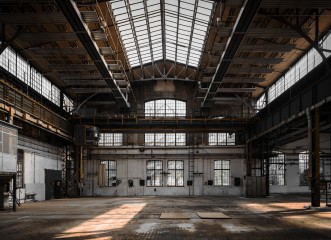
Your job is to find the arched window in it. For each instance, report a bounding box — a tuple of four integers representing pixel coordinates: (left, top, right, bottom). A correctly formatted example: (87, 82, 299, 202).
(145, 99, 186, 117)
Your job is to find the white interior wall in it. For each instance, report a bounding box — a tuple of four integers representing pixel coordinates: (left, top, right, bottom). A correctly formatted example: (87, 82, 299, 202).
(18, 136, 62, 201)
(83, 146, 246, 197)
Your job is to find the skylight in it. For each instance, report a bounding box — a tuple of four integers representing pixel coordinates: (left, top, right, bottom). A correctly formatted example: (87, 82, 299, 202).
(109, 0, 214, 68)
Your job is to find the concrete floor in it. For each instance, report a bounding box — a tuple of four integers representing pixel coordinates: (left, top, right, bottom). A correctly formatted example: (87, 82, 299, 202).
(0, 195, 330, 240)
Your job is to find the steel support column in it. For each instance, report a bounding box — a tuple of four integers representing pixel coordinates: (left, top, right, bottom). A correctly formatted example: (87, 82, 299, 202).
(74, 145, 83, 197)
(246, 141, 253, 176)
(311, 108, 321, 207)
(12, 174, 16, 212)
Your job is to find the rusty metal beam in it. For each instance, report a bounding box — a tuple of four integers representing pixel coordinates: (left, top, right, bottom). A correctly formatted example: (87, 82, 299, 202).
(201, 0, 262, 108)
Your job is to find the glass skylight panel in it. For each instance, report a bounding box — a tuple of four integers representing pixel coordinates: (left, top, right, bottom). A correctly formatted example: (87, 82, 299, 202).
(110, 0, 213, 68)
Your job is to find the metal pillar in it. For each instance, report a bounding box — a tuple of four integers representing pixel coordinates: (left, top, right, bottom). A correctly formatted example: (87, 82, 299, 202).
(246, 141, 253, 176)
(74, 145, 83, 197)
(12, 174, 16, 212)
(188, 133, 195, 196)
(311, 108, 321, 207)
(0, 180, 4, 210)
(265, 154, 270, 196)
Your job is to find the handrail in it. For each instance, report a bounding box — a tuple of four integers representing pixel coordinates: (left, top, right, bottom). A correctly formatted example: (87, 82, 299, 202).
(0, 79, 72, 139)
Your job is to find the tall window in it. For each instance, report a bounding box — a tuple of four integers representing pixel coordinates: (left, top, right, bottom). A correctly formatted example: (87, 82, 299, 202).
(17, 149, 24, 188)
(101, 160, 117, 187)
(146, 160, 163, 186)
(145, 133, 186, 146)
(269, 152, 285, 186)
(214, 160, 230, 186)
(145, 99, 186, 117)
(209, 133, 235, 145)
(167, 160, 184, 186)
(0, 46, 74, 111)
(299, 151, 309, 186)
(299, 151, 327, 186)
(256, 32, 331, 110)
(99, 133, 123, 146)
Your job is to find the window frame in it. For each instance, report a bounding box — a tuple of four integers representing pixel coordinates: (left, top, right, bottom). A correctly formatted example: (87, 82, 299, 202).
(214, 160, 230, 186)
(167, 160, 184, 187)
(17, 149, 24, 188)
(146, 160, 163, 187)
(144, 133, 186, 146)
(99, 133, 123, 146)
(209, 133, 235, 146)
(144, 99, 186, 118)
(100, 160, 117, 187)
(299, 151, 309, 186)
(269, 152, 285, 186)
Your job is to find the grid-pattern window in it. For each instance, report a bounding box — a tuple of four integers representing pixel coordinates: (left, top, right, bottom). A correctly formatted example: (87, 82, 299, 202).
(99, 133, 123, 146)
(51, 86, 60, 106)
(257, 32, 331, 108)
(299, 151, 309, 186)
(63, 94, 74, 113)
(145, 99, 186, 117)
(146, 160, 163, 186)
(30, 68, 42, 94)
(214, 160, 230, 186)
(42, 77, 52, 100)
(0, 46, 64, 108)
(256, 93, 266, 112)
(101, 160, 117, 187)
(167, 160, 184, 186)
(16, 54, 29, 85)
(145, 133, 186, 146)
(0, 47, 16, 74)
(17, 149, 24, 188)
(269, 152, 285, 186)
(109, 0, 214, 67)
(298, 151, 326, 185)
(209, 133, 235, 146)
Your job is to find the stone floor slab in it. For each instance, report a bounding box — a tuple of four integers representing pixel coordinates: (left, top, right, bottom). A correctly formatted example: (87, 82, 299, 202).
(160, 213, 190, 219)
(196, 212, 231, 219)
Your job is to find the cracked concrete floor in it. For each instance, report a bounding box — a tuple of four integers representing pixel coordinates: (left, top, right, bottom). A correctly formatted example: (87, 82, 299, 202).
(0, 194, 330, 240)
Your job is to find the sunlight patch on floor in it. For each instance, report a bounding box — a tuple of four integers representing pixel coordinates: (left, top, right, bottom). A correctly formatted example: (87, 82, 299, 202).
(54, 203, 146, 239)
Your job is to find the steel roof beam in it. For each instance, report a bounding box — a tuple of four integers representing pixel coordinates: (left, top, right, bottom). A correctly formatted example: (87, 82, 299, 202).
(63, 80, 107, 86)
(239, 44, 295, 52)
(232, 57, 283, 65)
(72, 88, 112, 94)
(49, 64, 98, 71)
(59, 74, 102, 80)
(55, 0, 130, 108)
(0, 13, 67, 24)
(222, 77, 265, 83)
(30, 47, 87, 55)
(227, 67, 273, 74)
(262, 0, 331, 8)
(20, 32, 78, 41)
(217, 88, 255, 93)
(201, 0, 262, 108)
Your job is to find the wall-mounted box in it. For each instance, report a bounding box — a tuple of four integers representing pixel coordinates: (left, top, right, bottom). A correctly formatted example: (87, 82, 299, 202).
(74, 125, 100, 146)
